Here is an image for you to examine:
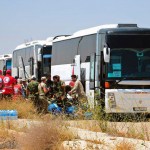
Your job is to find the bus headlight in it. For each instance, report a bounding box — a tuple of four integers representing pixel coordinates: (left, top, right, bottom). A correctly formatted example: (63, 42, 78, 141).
(108, 93, 116, 108)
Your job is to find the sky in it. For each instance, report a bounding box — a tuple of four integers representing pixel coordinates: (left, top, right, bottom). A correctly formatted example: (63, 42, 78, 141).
(0, 0, 150, 54)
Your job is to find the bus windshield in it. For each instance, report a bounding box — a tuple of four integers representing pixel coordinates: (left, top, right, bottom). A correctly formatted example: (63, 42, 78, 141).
(6, 59, 12, 70)
(107, 48, 150, 79)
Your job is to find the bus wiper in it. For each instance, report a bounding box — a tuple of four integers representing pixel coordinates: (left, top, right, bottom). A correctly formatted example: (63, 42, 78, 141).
(109, 77, 127, 88)
(115, 77, 127, 85)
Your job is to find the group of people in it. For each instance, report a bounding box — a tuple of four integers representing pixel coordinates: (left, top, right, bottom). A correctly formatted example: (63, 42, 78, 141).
(0, 69, 87, 113)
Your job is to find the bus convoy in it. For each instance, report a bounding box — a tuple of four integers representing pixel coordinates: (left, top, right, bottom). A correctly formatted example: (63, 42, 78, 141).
(1, 23, 150, 114)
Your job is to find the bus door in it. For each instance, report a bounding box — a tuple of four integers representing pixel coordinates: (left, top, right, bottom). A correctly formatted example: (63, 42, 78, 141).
(41, 46, 52, 77)
(42, 54, 52, 75)
(37, 46, 52, 80)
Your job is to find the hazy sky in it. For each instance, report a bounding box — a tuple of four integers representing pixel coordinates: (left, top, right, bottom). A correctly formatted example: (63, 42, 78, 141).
(0, 0, 150, 54)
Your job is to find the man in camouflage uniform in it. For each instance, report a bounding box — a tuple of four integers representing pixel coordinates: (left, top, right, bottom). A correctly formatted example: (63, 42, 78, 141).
(46, 74, 53, 99)
(26, 76, 39, 108)
(52, 75, 66, 107)
(38, 76, 49, 113)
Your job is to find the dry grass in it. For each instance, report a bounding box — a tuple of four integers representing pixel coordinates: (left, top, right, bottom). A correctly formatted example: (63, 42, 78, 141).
(105, 122, 150, 141)
(18, 119, 75, 150)
(0, 128, 11, 140)
(115, 140, 136, 150)
(0, 99, 38, 119)
(0, 120, 28, 133)
(90, 105, 150, 141)
(66, 120, 101, 132)
(86, 139, 105, 145)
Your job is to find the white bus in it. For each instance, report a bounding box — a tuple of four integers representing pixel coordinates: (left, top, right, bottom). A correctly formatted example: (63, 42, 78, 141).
(12, 38, 53, 80)
(52, 24, 150, 114)
(0, 54, 12, 75)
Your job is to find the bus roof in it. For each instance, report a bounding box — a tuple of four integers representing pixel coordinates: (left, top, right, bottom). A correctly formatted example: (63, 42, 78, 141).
(53, 24, 118, 42)
(0, 54, 12, 60)
(53, 24, 139, 42)
(15, 39, 53, 50)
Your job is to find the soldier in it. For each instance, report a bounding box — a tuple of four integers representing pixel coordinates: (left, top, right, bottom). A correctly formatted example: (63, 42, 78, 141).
(26, 76, 39, 108)
(53, 75, 65, 98)
(46, 74, 53, 98)
(38, 76, 49, 113)
(22, 78, 27, 98)
(56, 75, 66, 96)
(52, 75, 66, 107)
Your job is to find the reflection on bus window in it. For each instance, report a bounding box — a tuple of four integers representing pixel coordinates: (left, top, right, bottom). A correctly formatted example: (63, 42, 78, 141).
(107, 48, 150, 78)
(6, 60, 12, 70)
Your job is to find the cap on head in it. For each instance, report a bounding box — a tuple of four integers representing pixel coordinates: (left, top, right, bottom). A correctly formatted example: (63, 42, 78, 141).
(6, 70, 11, 74)
(53, 75, 58, 79)
(31, 76, 36, 80)
(22, 78, 26, 82)
(41, 76, 46, 81)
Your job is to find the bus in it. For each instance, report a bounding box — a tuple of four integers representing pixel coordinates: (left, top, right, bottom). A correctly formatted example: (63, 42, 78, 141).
(0, 54, 12, 75)
(52, 24, 150, 114)
(12, 38, 53, 81)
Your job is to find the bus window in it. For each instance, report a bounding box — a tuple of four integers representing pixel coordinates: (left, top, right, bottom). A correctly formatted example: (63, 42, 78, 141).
(107, 48, 150, 79)
(6, 59, 12, 70)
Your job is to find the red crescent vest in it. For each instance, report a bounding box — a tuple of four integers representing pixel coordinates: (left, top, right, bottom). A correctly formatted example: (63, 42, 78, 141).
(14, 84, 22, 95)
(0, 75, 3, 90)
(3, 74, 15, 95)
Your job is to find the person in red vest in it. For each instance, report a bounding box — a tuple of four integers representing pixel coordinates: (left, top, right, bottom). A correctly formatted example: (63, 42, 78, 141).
(69, 66, 75, 88)
(2, 70, 15, 98)
(0, 70, 4, 98)
(0, 70, 4, 90)
(13, 78, 23, 100)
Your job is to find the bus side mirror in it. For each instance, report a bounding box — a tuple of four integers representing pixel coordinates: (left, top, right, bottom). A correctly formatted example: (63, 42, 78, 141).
(103, 47, 110, 63)
(38, 48, 42, 62)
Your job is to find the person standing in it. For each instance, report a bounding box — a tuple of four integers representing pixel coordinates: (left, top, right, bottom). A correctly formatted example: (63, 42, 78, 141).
(0, 70, 4, 89)
(46, 74, 53, 98)
(22, 79, 27, 98)
(26, 76, 39, 107)
(56, 75, 66, 97)
(3, 70, 15, 98)
(0, 70, 4, 99)
(13, 79, 23, 100)
(38, 76, 49, 113)
(52, 75, 66, 107)
(53, 75, 65, 98)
